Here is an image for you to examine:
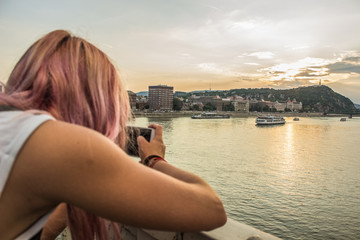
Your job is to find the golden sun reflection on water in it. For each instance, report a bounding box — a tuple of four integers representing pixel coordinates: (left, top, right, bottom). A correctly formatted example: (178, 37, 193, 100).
(283, 121, 295, 164)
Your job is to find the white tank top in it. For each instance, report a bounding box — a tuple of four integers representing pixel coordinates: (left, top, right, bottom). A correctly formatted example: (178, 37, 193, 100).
(0, 110, 55, 239)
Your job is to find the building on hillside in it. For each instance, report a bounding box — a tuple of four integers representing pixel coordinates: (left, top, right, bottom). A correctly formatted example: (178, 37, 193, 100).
(200, 96, 223, 111)
(188, 95, 203, 109)
(227, 96, 249, 112)
(136, 95, 148, 110)
(148, 85, 174, 110)
(265, 101, 276, 110)
(232, 100, 249, 112)
(274, 101, 287, 112)
(222, 97, 231, 110)
(188, 95, 202, 104)
(127, 91, 137, 110)
(188, 95, 225, 111)
(286, 98, 302, 111)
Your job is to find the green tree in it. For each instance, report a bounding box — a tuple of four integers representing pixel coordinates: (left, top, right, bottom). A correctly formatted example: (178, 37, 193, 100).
(190, 104, 200, 111)
(173, 98, 183, 111)
(203, 102, 216, 111)
(304, 105, 311, 112)
(223, 103, 234, 111)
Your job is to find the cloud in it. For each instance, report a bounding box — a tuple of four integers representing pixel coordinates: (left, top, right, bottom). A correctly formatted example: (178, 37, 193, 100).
(326, 62, 360, 74)
(241, 51, 275, 59)
(257, 54, 360, 97)
(262, 57, 330, 81)
(203, 4, 222, 11)
(267, 77, 314, 88)
(287, 45, 310, 50)
(197, 63, 224, 74)
(295, 69, 328, 77)
(343, 56, 360, 63)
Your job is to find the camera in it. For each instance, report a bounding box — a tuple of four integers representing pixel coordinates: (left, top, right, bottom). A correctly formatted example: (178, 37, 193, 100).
(125, 126, 155, 157)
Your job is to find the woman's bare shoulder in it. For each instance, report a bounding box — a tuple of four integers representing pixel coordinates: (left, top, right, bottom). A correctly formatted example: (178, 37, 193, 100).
(28, 119, 120, 159)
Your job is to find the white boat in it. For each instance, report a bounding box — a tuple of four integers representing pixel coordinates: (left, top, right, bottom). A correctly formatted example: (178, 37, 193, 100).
(256, 115, 286, 125)
(191, 112, 230, 119)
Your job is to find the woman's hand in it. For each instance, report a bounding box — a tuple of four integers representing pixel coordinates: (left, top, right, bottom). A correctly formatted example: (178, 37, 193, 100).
(137, 124, 166, 163)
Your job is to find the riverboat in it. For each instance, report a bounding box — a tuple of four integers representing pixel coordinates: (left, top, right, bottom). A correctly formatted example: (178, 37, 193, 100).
(256, 115, 286, 125)
(191, 112, 230, 119)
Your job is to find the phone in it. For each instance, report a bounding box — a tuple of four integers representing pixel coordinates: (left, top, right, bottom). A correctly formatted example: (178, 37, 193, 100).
(125, 126, 155, 157)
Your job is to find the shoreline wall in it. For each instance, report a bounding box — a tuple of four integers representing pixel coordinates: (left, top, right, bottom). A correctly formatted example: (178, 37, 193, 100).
(133, 111, 348, 118)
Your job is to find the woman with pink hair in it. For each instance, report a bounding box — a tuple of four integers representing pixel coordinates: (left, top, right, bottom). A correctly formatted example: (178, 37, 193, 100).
(0, 30, 226, 240)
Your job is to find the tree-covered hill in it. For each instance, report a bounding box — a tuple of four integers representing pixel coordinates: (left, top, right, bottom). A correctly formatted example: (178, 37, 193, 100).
(279, 86, 356, 113)
(186, 86, 357, 113)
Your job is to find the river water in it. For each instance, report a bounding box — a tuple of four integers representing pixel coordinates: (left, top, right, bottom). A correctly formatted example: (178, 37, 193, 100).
(130, 116, 360, 240)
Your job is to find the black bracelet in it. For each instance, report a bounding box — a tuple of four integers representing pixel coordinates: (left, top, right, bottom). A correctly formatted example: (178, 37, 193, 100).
(143, 155, 162, 166)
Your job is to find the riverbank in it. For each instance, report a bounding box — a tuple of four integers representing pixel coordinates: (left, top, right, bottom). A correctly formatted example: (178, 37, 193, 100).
(132, 111, 349, 118)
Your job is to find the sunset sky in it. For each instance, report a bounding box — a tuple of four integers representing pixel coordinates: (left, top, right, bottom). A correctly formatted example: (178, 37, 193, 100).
(1, 0, 360, 103)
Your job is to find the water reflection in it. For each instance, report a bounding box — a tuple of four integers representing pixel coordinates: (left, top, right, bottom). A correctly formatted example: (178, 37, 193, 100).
(132, 116, 360, 240)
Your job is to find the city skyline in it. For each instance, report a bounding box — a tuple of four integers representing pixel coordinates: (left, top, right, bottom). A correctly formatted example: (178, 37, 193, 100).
(0, 0, 360, 103)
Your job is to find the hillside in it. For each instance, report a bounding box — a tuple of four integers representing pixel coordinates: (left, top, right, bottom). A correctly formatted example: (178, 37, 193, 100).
(186, 86, 357, 113)
(136, 91, 148, 97)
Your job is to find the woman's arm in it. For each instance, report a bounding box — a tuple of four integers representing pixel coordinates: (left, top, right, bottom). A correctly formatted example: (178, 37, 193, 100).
(14, 120, 227, 232)
(41, 203, 67, 240)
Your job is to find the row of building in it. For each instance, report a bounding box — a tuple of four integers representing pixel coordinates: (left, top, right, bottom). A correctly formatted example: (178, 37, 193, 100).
(128, 85, 303, 112)
(128, 85, 174, 111)
(187, 94, 302, 112)
(1, 82, 302, 112)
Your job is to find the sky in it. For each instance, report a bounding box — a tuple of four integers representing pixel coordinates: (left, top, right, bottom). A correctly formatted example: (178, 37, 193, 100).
(1, 0, 360, 103)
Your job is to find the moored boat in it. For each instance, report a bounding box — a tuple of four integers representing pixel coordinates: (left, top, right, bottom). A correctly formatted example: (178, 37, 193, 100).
(256, 115, 286, 125)
(191, 112, 230, 119)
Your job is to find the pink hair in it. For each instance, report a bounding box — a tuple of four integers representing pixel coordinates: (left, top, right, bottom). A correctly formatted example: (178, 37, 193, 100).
(0, 30, 129, 239)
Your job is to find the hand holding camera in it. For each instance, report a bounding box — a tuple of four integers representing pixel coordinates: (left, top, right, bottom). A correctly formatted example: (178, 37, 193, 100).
(137, 124, 166, 164)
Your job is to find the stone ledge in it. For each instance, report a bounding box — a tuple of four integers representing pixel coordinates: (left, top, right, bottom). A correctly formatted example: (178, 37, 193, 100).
(57, 218, 282, 240)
